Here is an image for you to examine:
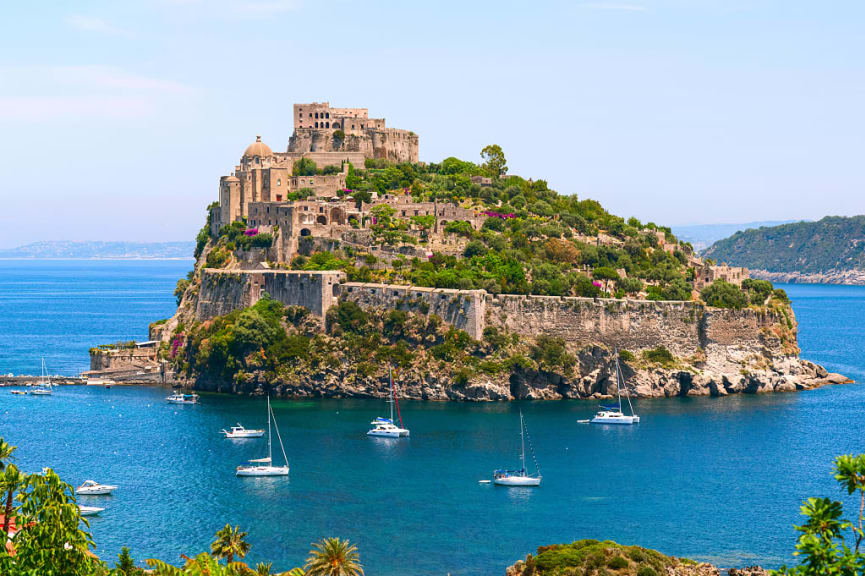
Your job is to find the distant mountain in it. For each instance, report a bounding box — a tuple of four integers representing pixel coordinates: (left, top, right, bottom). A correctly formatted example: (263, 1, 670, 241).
(703, 216, 865, 274)
(672, 220, 799, 251)
(0, 241, 195, 259)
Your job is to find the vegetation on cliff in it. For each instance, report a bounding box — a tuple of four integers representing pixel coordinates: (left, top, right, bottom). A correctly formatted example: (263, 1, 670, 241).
(170, 294, 582, 393)
(703, 216, 865, 274)
(507, 539, 697, 576)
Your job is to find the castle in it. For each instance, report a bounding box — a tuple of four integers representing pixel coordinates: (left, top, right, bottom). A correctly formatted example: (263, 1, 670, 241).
(211, 102, 483, 263)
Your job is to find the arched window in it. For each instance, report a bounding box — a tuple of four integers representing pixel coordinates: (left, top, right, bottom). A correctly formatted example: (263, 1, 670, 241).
(315, 122, 318, 128)
(326, 112, 330, 118)
(315, 112, 319, 119)
(326, 122, 330, 128)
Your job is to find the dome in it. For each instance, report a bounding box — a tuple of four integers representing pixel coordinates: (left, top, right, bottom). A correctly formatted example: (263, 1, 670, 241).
(243, 135, 272, 158)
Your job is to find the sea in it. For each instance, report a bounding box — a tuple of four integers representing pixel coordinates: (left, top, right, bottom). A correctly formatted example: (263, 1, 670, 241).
(0, 259, 864, 575)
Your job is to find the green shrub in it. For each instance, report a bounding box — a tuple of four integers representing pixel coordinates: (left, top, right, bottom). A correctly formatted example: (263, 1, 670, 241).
(642, 346, 674, 366)
(637, 566, 658, 576)
(606, 556, 628, 570)
(701, 280, 748, 309)
(618, 349, 635, 362)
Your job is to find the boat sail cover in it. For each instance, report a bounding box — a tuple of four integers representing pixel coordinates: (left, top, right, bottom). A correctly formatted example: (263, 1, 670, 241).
(249, 457, 271, 463)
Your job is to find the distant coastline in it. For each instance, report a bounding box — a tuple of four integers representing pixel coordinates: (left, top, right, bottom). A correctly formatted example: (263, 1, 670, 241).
(0, 240, 194, 260)
(751, 269, 865, 286)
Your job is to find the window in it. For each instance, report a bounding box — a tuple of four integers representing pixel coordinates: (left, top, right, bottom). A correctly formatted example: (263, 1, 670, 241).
(277, 178, 281, 186)
(309, 113, 312, 118)
(352, 124, 355, 129)
(326, 112, 330, 118)
(315, 112, 319, 118)
(326, 122, 329, 128)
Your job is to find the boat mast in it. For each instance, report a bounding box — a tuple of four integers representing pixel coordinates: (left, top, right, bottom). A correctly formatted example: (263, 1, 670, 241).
(270, 399, 289, 467)
(520, 410, 526, 473)
(389, 368, 394, 422)
(267, 396, 272, 463)
(618, 352, 637, 417)
(615, 349, 623, 413)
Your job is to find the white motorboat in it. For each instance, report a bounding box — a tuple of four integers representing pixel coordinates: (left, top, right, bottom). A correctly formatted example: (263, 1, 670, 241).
(78, 505, 104, 516)
(590, 349, 640, 425)
(493, 410, 542, 487)
(367, 366, 409, 438)
(29, 358, 53, 395)
(221, 423, 265, 439)
(166, 391, 199, 404)
(76, 480, 118, 495)
(236, 396, 289, 477)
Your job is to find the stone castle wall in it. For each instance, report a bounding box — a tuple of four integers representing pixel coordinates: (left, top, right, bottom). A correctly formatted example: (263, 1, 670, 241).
(194, 271, 791, 362)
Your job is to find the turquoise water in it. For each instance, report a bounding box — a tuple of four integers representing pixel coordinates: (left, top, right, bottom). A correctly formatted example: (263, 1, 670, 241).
(1, 262, 864, 574)
(0, 260, 192, 375)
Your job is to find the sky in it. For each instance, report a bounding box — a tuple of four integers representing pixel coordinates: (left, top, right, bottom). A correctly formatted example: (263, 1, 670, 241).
(0, 0, 863, 248)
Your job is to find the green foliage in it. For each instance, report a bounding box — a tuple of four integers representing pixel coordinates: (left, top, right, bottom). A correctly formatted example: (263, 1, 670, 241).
(332, 129, 345, 141)
(742, 278, 774, 305)
(327, 301, 369, 335)
(175, 278, 191, 305)
(303, 537, 364, 576)
(210, 523, 250, 565)
(642, 346, 674, 367)
(116, 546, 144, 575)
(618, 350, 635, 362)
(704, 216, 865, 273)
(530, 335, 576, 372)
(701, 280, 748, 309)
(480, 144, 507, 177)
(293, 157, 318, 176)
(0, 467, 101, 576)
(773, 453, 865, 576)
(520, 539, 680, 576)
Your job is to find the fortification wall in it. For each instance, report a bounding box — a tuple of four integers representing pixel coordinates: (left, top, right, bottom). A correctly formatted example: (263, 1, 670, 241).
(194, 271, 789, 360)
(196, 270, 345, 327)
(335, 283, 485, 339)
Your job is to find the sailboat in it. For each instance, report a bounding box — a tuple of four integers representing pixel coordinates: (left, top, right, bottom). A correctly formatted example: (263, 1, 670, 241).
(236, 396, 289, 477)
(493, 410, 541, 487)
(367, 366, 409, 438)
(590, 349, 640, 425)
(30, 358, 53, 395)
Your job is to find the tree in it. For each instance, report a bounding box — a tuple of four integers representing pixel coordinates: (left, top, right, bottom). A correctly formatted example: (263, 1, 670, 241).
(2, 463, 25, 552)
(304, 537, 364, 576)
(293, 158, 318, 176)
(700, 280, 748, 309)
(116, 546, 142, 575)
(1, 468, 100, 576)
(0, 437, 14, 471)
(210, 523, 251, 565)
(480, 144, 507, 177)
(774, 453, 865, 575)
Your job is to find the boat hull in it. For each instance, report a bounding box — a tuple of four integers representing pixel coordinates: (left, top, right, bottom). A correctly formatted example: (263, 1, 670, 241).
(224, 431, 265, 438)
(236, 466, 289, 477)
(367, 428, 409, 438)
(591, 415, 640, 425)
(493, 476, 542, 487)
(78, 506, 104, 516)
(77, 487, 117, 495)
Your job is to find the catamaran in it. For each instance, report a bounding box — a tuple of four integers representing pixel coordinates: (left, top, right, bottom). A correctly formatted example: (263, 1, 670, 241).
(30, 358, 53, 395)
(221, 423, 265, 438)
(493, 411, 542, 487)
(367, 366, 409, 438)
(236, 396, 289, 477)
(590, 350, 640, 425)
(166, 391, 199, 404)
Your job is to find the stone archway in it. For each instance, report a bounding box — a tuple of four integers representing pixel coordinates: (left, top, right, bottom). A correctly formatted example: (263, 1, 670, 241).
(300, 228, 311, 237)
(316, 215, 328, 225)
(330, 207, 346, 225)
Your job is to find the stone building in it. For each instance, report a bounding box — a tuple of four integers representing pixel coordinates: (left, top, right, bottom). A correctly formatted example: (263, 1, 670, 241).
(213, 103, 419, 231)
(289, 102, 418, 164)
(693, 262, 750, 290)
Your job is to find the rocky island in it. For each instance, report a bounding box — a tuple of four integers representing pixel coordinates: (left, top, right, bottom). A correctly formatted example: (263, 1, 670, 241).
(90, 101, 848, 400)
